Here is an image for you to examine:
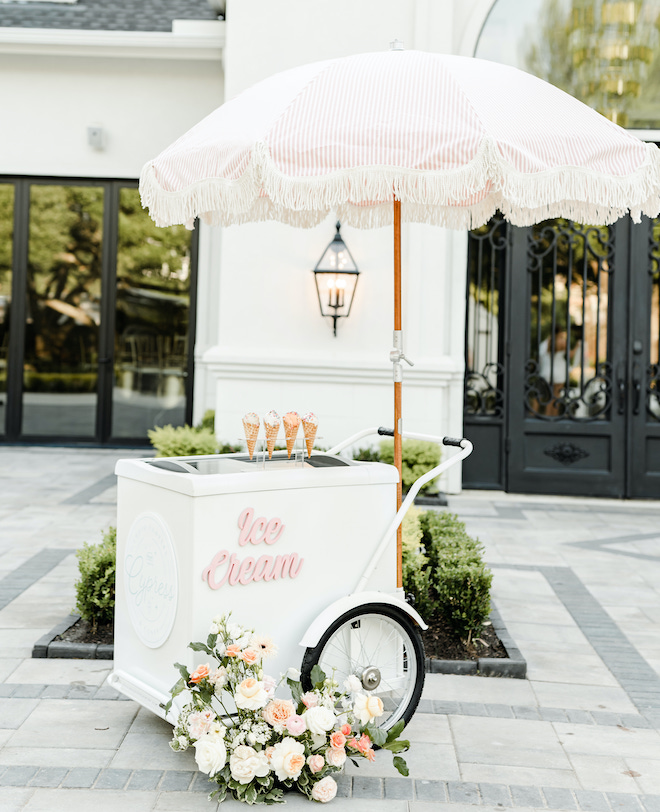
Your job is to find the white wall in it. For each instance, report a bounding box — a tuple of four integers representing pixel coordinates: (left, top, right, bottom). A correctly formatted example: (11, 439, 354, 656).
(0, 53, 223, 178)
(199, 0, 498, 491)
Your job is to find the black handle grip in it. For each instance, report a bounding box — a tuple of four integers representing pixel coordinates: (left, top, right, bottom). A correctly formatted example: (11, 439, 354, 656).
(442, 437, 465, 447)
(377, 426, 395, 436)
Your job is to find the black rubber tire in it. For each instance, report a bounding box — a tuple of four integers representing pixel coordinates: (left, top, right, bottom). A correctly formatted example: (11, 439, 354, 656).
(300, 602, 425, 730)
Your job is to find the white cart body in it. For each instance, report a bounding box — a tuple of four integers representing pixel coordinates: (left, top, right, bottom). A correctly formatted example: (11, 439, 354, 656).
(111, 453, 400, 718)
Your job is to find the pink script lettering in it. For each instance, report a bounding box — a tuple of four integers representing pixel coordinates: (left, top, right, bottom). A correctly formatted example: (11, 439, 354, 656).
(202, 507, 303, 589)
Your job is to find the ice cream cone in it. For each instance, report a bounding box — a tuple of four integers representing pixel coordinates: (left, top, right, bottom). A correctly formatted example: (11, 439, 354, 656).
(282, 412, 300, 458)
(302, 419, 317, 458)
(265, 423, 278, 458)
(242, 413, 260, 460)
(263, 410, 281, 459)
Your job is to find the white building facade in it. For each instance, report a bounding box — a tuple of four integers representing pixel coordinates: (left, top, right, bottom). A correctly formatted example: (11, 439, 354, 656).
(2, 0, 659, 498)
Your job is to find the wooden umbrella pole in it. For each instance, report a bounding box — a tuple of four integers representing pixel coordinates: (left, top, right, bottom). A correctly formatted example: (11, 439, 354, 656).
(393, 198, 403, 589)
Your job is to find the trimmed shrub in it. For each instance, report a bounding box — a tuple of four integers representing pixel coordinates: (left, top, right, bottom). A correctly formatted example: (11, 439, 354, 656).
(378, 439, 441, 494)
(74, 526, 116, 630)
(195, 409, 216, 433)
(148, 424, 218, 457)
(403, 510, 492, 641)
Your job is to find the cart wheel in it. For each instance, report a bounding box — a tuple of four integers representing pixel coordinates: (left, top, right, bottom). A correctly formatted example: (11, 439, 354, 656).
(300, 603, 425, 730)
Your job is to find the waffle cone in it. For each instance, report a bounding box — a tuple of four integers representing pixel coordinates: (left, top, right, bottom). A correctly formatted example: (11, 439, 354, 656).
(242, 419, 259, 460)
(302, 420, 317, 458)
(284, 423, 298, 458)
(265, 423, 278, 459)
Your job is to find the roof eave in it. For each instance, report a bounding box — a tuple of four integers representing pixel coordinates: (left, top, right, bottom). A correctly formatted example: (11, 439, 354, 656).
(0, 21, 225, 60)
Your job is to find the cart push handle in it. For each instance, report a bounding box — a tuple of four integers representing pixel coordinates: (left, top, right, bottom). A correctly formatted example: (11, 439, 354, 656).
(327, 427, 474, 595)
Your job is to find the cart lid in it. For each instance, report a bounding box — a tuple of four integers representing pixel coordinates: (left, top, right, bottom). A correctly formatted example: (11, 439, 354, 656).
(115, 453, 398, 496)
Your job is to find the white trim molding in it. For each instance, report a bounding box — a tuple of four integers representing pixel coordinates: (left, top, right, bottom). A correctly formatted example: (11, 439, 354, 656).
(0, 21, 225, 60)
(200, 349, 463, 388)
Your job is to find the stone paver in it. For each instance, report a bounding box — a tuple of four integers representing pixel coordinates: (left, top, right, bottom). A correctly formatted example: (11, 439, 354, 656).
(2, 448, 660, 809)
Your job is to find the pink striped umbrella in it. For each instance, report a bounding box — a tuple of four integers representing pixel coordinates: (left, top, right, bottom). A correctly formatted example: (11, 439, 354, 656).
(140, 48, 660, 584)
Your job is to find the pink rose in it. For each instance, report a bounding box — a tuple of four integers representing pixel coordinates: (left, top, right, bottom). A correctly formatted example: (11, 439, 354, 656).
(189, 663, 210, 684)
(307, 754, 324, 773)
(366, 748, 376, 762)
(311, 776, 338, 803)
(285, 714, 306, 736)
(301, 691, 318, 709)
(263, 674, 277, 697)
(329, 731, 346, 750)
(325, 747, 346, 767)
(340, 723, 352, 737)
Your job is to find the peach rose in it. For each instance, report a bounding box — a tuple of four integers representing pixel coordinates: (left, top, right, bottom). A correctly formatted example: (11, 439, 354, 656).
(241, 647, 261, 666)
(325, 747, 346, 768)
(189, 663, 210, 684)
(307, 754, 325, 774)
(356, 733, 372, 755)
(270, 737, 306, 781)
(353, 693, 384, 726)
(366, 748, 376, 762)
(226, 644, 242, 657)
(311, 776, 338, 803)
(329, 731, 346, 750)
(340, 724, 352, 737)
(262, 698, 295, 730)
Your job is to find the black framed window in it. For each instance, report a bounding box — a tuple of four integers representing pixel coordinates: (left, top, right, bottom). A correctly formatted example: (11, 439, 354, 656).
(0, 176, 198, 445)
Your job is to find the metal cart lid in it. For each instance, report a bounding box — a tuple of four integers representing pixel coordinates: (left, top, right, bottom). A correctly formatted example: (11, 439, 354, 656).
(115, 453, 398, 497)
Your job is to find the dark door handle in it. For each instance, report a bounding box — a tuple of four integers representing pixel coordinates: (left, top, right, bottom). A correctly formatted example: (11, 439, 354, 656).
(633, 362, 642, 416)
(617, 363, 626, 415)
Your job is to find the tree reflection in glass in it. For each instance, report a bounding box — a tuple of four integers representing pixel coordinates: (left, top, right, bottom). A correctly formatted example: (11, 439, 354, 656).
(22, 185, 103, 437)
(112, 187, 193, 439)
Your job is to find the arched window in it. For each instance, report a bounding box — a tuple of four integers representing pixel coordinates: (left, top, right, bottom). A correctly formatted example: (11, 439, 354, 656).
(476, 0, 660, 129)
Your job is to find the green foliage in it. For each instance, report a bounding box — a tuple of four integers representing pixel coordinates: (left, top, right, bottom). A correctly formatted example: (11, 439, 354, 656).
(352, 446, 381, 462)
(74, 526, 116, 630)
(148, 424, 218, 457)
(403, 510, 492, 640)
(378, 439, 441, 494)
(195, 409, 216, 433)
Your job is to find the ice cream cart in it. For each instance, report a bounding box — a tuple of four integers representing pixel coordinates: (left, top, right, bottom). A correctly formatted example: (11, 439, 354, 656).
(109, 427, 472, 730)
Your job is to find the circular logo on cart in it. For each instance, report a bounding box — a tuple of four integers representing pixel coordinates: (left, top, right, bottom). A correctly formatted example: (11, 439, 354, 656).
(124, 512, 178, 649)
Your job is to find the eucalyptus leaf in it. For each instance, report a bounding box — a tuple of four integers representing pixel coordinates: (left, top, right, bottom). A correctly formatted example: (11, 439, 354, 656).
(386, 719, 405, 741)
(189, 641, 211, 654)
(310, 664, 326, 687)
(393, 755, 409, 776)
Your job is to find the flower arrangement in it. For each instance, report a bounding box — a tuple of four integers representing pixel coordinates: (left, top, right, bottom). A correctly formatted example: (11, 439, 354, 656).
(165, 614, 410, 804)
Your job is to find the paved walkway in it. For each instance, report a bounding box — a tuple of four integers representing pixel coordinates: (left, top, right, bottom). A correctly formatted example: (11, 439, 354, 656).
(1, 446, 660, 811)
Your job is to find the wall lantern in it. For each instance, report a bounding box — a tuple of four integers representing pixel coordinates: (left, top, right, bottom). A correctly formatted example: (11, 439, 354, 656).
(312, 221, 360, 336)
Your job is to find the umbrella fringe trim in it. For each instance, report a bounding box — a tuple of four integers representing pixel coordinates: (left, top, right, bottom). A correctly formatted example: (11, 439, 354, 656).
(139, 138, 660, 230)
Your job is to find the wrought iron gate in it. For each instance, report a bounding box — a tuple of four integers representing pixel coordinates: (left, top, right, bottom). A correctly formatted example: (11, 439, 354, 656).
(463, 214, 660, 498)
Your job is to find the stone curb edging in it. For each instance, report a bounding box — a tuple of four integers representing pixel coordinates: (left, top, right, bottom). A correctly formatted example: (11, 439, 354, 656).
(35, 603, 526, 679)
(424, 602, 527, 678)
(32, 614, 113, 660)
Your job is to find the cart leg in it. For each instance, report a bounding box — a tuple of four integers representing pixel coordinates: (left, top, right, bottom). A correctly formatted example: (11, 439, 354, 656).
(300, 603, 425, 730)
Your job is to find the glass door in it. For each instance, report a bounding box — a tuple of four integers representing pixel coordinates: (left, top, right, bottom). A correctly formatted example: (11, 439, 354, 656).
(21, 184, 103, 438)
(111, 186, 194, 440)
(0, 177, 197, 444)
(0, 184, 13, 436)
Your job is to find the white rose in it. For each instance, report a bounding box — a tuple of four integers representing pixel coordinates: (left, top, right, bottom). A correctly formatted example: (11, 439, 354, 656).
(210, 666, 228, 688)
(353, 693, 384, 726)
(286, 667, 301, 681)
(343, 674, 362, 694)
(235, 678, 269, 711)
(229, 744, 270, 784)
(303, 705, 336, 735)
(311, 776, 338, 803)
(325, 747, 346, 768)
(270, 737, 306, 781)
(193, 733, 227, 776)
